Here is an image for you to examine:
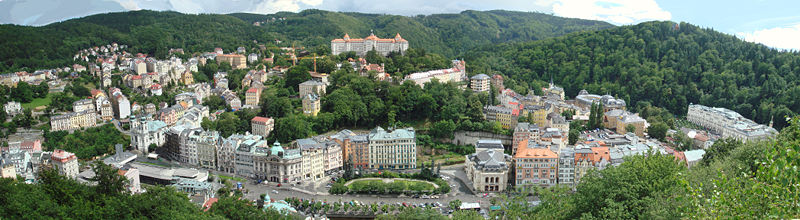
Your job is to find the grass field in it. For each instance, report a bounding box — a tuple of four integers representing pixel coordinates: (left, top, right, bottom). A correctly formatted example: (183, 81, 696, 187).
(347, 178, 436, 193)
(218, 174, 246, 182)
(21, 93, 53, 110)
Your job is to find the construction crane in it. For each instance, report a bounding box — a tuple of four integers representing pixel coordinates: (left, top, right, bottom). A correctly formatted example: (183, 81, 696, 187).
(284, 53, 325, 72)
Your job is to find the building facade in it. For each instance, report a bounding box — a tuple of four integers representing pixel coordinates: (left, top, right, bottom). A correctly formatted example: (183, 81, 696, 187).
(368, 127, 416, 170)
(403, 60, 466, 88)
(465, 149, 511, 192)
(470, 74, 490, 92)
(687, 104, 777, 142)
(513, 140, 558, 188)
(251, 116, 274, 138)
(302, 94, 320, 117)
(331, 33, 409, 56)
(299, 80, 327, 98)
(51, 149, 79, 179)
(216, 54, 247, 70)
(130, 117, 168, 153)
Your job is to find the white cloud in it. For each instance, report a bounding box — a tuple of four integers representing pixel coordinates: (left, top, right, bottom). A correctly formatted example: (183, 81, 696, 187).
(738, 23, 800, 51)
(550, 0, 671, 25)
(113, 0, 141, 11)
(250, 0, 323, 14)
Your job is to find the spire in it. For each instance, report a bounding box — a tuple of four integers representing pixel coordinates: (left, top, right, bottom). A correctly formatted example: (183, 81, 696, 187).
(395, 33, 402, 39)
(343, 33, 350, 40)
(370, 29, 374, 36)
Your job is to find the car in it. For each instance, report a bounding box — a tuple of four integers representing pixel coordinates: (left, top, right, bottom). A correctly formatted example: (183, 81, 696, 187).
(276, 183, 282, 187)
(272, 190, 279, 194)
(421, 195, 430, 199)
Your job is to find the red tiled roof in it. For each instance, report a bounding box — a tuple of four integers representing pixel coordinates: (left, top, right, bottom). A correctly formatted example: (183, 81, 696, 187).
(246, 87, 259, 93)
(202, 198, 219, 212)
(251, 116, 272, 123)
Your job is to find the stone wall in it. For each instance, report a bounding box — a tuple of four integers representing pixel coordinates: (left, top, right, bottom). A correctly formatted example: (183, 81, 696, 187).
(451, 131, 512, 150)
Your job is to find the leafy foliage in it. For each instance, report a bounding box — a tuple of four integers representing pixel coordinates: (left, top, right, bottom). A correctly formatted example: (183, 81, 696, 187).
(43, 124, 130, 159)
(466, 21, 800, 129)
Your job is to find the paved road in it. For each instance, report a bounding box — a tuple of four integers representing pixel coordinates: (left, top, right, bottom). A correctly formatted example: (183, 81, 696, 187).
(236, 164, 514, 211)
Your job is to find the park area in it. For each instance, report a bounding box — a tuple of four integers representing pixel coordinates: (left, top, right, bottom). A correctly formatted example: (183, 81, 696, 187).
(343, 178, 439, 195)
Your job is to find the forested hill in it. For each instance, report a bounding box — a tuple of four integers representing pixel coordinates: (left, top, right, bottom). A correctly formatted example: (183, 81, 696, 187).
(465, 21, 800, 129)
(229, 9, 613, 56)
(0, 9, 612, 72)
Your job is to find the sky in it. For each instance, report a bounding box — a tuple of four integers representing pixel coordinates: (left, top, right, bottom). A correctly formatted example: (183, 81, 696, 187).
(1, 0, 799, 50)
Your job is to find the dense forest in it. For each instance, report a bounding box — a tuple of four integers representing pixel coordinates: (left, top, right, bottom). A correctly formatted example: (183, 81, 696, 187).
(0, 9, 611, 72)
(466, 21, 800, 129)
(230, 9, 613, 56)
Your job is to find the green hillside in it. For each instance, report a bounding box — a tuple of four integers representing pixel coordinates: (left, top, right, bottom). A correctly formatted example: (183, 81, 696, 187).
(231, 9, 613, 56)
(465, 21, 800, 129)
(0, 9, 612, 72)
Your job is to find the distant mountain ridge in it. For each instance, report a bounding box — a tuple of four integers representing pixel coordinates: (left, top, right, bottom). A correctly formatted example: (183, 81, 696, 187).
(0, 9, 613, 71)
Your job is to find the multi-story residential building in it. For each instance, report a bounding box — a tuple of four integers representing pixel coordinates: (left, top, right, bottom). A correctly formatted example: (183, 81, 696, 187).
(302, 94, 320, 117)
(0, 161, 16, 179)
(557, 148, 575, 188)
(403, 60, 466, 88)
(513, 123, 540, 155)
(524, 104, 551, 128)
(484, 105, 517, 129)
(51, 149, 79, 179)
(322, 140, 342, 173)
(4, 101, 21, 116)
(547, 112, 569, 133)
(262, 141, 303, 184)
(491, 74, 504, 92)
(110, 92, 131, 119)
(130, 117, 168, 153)
(687, 104, 777, 142)
(131, 59, 147, 75)
(234, 137, 269, 178)
(251, 116, 274, 138)
(216, 54, 247, 70)
(73, 99, 95, 113)
(575, 89, 626, 112)
(470, 74, 490, 92)
(196, 131, 220, 170)
(297, 139, 325, 180)
(2, 148, 31, 180)
(513, 140, 558, 188)
(299, 80, 326, 97)
(332, 130, 370, 170)
(368, 127, 416, 170)
(99, 99, 113, 121)
(218, 134, 261, 173)
(245, 87, 261, 107)
(465, 148, 511, 192)
(164, 122, 203, 164)
(50, 110, 97, 131)
(221, 90, 241, 110)
(603, 109, 646, 137)
(331, 33, 409, 56)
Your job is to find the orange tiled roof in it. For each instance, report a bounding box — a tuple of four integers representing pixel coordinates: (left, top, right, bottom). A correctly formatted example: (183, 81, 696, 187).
(514, 140, 557, 159)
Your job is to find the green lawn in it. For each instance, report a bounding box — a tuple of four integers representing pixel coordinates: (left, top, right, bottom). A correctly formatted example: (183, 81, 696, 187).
(22, 93, 53, 110)
(218, 174, 246, 182)
(347, 178, 436, 194)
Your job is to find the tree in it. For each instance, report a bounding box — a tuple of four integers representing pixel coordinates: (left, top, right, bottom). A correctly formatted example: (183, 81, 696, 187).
(647, 122, 669, 141)
(568, 129, 579, 145)
(625, 124, 637, 135)
(285, 66, 311, 92)
(13, 81, 34, 103)
(203, 95, 227, 111)
(429, 120, 456, 139)
(449, 199, 462, 210)
(88, 161, 128, 195)
(701, 138, 741, 166)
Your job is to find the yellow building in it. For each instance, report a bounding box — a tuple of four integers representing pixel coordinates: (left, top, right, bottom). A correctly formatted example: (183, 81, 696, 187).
(216, 54, 247, 70)
(245, 87, 261, 107)
(302, 94, 320, 117)
(524, 104, 551, 128)
(484, 106, 517, 129)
